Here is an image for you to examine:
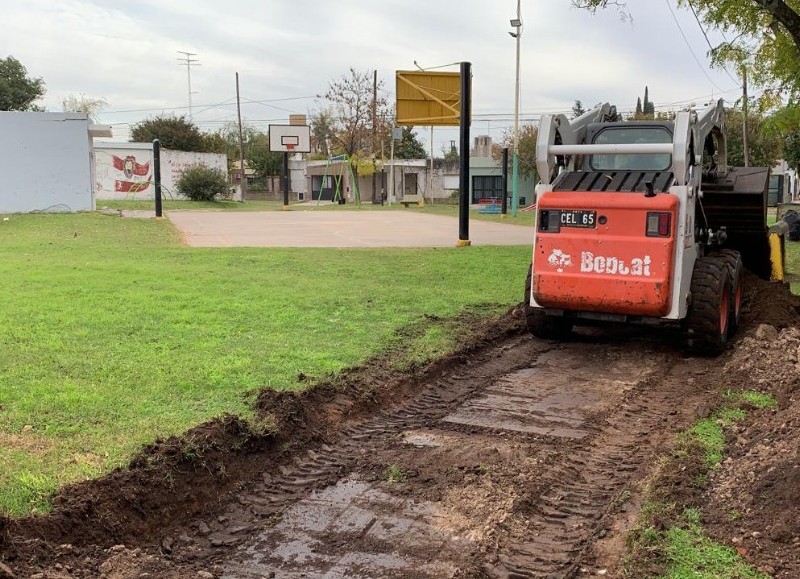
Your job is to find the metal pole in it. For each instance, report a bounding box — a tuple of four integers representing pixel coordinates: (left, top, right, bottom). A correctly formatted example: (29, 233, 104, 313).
(372, 69, 378, 204)
(501, 147, 509, 216)
(511, 0, 522, 216)
(742, 69, 750, 168)
(153, 139, 163, 218)
(236, 72, 247, 202)
(457, 61, 471, 246)
(429, 125, 434, 205)
(389, 132, 395, 204)
(283, 151, 290, 208)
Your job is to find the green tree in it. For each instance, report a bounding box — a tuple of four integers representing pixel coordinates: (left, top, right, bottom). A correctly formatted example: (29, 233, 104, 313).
(309, 108, 336, 157)
(784, 129, 800, 171)
(0, 56, 45, 111)
(494, 123, 539, 182)
(724, 108, 783, 167)
(204, 123, 284, 184)
(571, 99, 587, 119)
(130, 115, 207, 152)
(249, 132, 283, 182)
(395, 126, 427, 159)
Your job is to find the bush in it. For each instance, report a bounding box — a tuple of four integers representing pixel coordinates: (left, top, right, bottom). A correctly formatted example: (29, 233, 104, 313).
(176, 165, 229, 201)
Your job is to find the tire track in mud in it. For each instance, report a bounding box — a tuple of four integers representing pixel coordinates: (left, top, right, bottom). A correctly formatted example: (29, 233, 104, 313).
(177, 331, 714, 578)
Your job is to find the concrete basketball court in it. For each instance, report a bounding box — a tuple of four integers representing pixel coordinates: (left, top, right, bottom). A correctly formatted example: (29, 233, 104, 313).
(166, 210, 533, 248)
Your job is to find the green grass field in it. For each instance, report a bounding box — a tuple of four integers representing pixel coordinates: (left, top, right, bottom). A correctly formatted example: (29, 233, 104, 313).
(0, 212, 530, 515)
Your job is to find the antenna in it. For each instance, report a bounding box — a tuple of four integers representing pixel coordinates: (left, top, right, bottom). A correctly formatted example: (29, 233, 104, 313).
(177, 51, 200, 121)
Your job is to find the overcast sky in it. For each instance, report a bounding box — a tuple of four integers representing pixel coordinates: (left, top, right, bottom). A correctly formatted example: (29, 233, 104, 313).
(2, 0, 743, 153)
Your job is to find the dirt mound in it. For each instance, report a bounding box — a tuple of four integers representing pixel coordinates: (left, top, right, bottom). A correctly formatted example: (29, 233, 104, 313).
(703, 303, 800, 577)
(739, 273, 800, 332)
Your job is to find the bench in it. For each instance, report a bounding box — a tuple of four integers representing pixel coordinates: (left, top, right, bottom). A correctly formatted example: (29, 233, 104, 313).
(400, 194, 423, 207)
(478, 203, 502, 214)
(478, 199, 502, 214)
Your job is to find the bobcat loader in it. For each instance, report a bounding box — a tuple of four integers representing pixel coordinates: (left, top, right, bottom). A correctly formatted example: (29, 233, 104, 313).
(526, 99, 771, 354)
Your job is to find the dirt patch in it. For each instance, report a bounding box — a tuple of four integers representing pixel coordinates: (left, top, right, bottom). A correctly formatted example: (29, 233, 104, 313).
(702, 301, 800, 577)
(1, 309, 524, 576)
(3, 278, 800, 578)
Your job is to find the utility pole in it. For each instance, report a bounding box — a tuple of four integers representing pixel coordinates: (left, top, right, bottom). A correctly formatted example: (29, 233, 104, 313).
(236, 72, 247, 202)
(177, 51, 200, 121)
(742, 68, 750, 168)
(372, 69, 378, 204)
(510, 0, 522, 216)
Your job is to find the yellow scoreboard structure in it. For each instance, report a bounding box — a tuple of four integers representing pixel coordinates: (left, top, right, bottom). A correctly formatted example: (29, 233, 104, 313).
(395, 70, 469, 126)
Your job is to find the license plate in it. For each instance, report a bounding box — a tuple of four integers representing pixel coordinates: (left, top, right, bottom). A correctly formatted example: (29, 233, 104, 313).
(560, 209, 596, 228)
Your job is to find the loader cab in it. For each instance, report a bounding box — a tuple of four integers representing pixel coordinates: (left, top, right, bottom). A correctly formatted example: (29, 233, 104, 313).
(583, 122, 674, 174)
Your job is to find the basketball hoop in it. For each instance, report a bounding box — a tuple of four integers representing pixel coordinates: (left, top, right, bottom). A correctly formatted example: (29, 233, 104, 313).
(285, 143, 296, 152)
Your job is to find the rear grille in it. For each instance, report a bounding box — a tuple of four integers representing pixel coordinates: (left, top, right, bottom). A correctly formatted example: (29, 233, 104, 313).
(553, 171, 674, 193)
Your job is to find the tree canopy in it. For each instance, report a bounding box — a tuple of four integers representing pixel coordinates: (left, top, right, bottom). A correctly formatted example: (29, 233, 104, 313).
(323, 68, 392, 157)
(494, 124, 540, 182)
(130, 115, 207, 152)
(395, 126, 427, 159)
(724, 108, 783, 167)
(204, 122, 283, 183)
(0, 56, 45, 111)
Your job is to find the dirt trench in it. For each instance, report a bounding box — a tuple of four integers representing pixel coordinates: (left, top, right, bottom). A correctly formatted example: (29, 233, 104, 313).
(2, 277, 800, 578)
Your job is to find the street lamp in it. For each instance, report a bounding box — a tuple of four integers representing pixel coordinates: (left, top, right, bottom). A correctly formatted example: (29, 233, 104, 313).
(510, 1, 522, 216)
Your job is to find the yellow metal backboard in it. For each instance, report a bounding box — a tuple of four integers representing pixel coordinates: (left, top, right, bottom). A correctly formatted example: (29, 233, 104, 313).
(395, 70, 466, 126)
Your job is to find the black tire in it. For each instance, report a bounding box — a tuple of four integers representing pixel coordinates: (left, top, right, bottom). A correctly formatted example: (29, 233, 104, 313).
(716, 249, 744, 333)
(524, 265, 573, 340)
(683, 255, 733, 355)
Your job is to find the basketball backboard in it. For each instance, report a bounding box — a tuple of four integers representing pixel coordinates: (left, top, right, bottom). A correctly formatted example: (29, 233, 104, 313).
(269, 124, 311, 153)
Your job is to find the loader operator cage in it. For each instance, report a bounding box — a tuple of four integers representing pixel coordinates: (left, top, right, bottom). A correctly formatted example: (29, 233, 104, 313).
(589, 126, 672, 172)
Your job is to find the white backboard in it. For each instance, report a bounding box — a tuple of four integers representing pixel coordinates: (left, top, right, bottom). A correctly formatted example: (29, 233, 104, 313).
(269, 124, 311, 153)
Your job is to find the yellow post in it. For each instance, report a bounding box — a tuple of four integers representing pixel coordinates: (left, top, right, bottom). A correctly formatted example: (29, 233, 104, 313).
(769, 232, 785, 281)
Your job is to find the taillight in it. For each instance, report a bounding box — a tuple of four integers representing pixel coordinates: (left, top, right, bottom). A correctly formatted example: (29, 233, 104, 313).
(646, 212, 671, 237)
(539, 210, 561, 232)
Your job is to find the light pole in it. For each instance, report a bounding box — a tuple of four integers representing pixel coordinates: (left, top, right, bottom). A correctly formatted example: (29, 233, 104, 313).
(510, 1, 522, 216)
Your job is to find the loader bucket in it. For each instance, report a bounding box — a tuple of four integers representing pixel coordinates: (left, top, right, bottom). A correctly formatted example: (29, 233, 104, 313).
(701, 166, 771, 279)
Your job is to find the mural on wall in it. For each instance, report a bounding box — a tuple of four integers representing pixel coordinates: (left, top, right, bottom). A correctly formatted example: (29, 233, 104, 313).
(112, 154, 151, 193)
(94, 146, 154, 198)
(94, 145, 227, 200)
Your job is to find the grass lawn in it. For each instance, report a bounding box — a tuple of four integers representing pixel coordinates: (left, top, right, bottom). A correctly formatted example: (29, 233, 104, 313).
(0, 212, 530, 515)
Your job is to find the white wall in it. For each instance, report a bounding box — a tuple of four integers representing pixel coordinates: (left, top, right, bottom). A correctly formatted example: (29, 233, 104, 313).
(162, 149, 227, 198)
(94, 143, 227, 200)
(0, 112, 94, 213)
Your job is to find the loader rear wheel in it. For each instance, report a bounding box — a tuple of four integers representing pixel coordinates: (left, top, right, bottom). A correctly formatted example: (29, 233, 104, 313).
(683, 256, 732, 355)
(717, 249, 744, 332)
(524, 265, 573, 340)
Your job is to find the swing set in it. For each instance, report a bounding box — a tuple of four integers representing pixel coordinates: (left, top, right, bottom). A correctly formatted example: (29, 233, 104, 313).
(315, 154, 361, 207)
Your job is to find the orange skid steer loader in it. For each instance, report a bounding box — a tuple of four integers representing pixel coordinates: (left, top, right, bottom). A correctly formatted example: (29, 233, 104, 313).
(525, 100, 773, 354)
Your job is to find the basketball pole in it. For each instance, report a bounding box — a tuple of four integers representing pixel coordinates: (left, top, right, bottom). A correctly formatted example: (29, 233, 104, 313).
(282, 150, 290, 210)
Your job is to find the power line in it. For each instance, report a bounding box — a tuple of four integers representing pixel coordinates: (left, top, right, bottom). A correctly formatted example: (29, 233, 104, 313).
(685, 0, 741, 86)
(663, 0, 726, 92)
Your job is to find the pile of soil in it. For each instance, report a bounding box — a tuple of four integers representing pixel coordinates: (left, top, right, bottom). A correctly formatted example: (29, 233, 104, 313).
(702, 283, 800, 577)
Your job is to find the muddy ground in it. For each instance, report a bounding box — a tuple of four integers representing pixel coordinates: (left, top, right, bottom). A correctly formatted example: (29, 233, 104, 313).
(1, 275, 799, 578)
